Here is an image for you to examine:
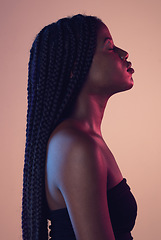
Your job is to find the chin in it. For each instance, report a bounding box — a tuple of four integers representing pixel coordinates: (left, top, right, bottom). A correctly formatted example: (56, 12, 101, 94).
(127, 77, 134, 89)
(121, 76, 134, 91)
(110, 79, 134, 96)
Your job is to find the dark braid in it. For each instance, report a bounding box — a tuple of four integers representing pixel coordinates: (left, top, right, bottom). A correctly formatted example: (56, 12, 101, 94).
(22, 14, 102, 240)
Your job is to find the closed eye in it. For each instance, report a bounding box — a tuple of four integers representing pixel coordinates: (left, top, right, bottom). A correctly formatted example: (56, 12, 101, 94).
(104, 38, 115, 51)
(109, 46, 116, 51)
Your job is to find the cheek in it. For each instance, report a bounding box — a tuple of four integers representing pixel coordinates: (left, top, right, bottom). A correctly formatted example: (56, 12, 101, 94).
(87, 59, 105, 85)
(107, 59, 127, 81)
(86, 54, 132, 93)
(107, 62, 134, 92)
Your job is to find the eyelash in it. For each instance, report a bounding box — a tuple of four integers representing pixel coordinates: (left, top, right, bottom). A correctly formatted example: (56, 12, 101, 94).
(104, 39, 115, 51)
(107, 46, 115, 52)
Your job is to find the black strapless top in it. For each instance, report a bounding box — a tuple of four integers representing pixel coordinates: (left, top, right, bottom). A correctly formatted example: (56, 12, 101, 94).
(47, 178, 137, 240)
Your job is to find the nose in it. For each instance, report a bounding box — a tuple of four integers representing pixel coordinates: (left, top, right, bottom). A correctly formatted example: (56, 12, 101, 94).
(115, 47, 128, 60)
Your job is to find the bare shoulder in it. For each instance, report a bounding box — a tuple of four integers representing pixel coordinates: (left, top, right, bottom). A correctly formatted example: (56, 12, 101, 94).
(47, 119, 101, 169)
(58, 124, 106, 182)
(46, 120, 115, 239)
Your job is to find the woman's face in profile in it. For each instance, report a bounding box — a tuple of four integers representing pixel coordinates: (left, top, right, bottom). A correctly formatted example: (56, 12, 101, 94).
(86, 22, 134, 96)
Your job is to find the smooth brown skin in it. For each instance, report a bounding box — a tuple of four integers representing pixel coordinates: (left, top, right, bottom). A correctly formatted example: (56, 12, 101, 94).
(45, 22, 134, 240)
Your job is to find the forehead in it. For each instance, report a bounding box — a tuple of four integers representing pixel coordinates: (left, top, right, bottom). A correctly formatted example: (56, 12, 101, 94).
(96, 22, 113, 43)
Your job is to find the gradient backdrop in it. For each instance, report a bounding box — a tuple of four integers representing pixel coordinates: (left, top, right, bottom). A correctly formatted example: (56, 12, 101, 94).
(1, 0, 161, 239)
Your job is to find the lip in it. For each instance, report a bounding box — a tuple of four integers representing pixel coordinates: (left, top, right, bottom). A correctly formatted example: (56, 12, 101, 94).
(127, 67, 135, 74)
(126, 61, 132, 69)
(126, 61, 134, 74)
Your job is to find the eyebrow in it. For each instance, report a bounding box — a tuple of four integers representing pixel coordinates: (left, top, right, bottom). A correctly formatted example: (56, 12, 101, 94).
(104, 37, 113, 42)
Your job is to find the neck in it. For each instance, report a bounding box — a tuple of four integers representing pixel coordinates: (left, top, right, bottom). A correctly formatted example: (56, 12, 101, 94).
(69, 92, 109, 137)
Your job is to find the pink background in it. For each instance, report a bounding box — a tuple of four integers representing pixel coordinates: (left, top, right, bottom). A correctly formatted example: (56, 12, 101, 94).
(1, 0, 161, 239)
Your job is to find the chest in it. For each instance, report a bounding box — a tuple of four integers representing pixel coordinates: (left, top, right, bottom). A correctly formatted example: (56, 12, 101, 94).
(97, 139, 123, 190)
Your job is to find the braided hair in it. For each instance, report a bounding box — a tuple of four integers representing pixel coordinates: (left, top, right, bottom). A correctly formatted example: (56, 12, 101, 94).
(22, 14, 102, 240)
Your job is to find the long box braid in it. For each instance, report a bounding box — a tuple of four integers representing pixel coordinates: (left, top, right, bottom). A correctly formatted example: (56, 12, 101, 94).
(22, 14, 102, 240)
